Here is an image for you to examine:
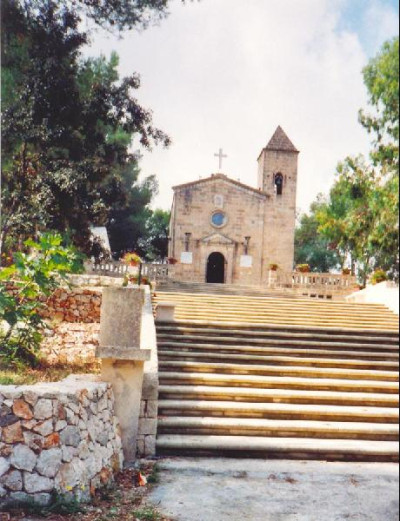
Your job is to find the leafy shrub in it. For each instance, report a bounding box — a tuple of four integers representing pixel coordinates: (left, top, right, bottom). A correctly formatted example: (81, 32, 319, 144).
(370, 269, 388, 285)
(0, 233, 84, 367)
(122, 252, 142, 266)
(296, 263, 311, 273)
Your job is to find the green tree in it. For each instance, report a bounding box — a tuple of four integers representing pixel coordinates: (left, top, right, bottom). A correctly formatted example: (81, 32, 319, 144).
(20, 0, 189, 32)
(139, 209, 171, 261)
(107, 170, 158, 257)
(1, 1, 169, 255)
(317, 38, 399, 284)
(295, 197, 341, 273)
(360, 37, 399, 170)
(317, 157, 380, 285)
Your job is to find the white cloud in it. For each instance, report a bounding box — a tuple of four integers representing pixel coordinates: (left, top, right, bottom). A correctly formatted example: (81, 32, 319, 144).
(85, 0, 399, 213)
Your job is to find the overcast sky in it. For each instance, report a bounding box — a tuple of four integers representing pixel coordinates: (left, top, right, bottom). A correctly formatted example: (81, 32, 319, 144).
(85, 0, 399, 214)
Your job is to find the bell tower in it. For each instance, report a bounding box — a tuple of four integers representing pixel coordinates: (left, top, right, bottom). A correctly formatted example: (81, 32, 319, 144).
(258, 126, 299, 274)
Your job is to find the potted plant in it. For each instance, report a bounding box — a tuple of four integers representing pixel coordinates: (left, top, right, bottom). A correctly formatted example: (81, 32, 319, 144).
(123, 274, 152, 288)
(122, 252, 142, 267)
(370, 269, 388, 285)
(342, 268, 351, 276)
(269, 263, 279, 271)
(296, 263, 311, 273)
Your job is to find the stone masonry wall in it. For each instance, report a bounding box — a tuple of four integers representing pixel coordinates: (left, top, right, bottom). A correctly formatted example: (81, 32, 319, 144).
(0, 375, 123, 507)
(41, 288, 102, 324)
(136, 287, 159, 458)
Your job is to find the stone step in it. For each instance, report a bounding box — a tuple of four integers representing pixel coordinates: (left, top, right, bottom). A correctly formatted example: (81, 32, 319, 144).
(171, 314, 399, 331)
(156, 435, 399, 462)
(158, 417, 399, 441)
(155, 296, 397, 318)
(155, 291, 390, 311)
(158, 400, 399, 424)
(158, 372, 399, 394)
(159, 385, 399, 407)
(157, 336, 399, 354)
(158, 360, 399, 382)
(158, 350, 399, 371)
(159, 320, 400, 337)
(167, 317, 399, 332)
(164, 307, 398, 324)
(156, 325, 400, 344)
(157, 342, 399, 361)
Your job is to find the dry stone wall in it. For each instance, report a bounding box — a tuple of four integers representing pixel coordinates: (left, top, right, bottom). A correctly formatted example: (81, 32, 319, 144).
(0, 375, 123, 507)
(41, 288, 102, 324)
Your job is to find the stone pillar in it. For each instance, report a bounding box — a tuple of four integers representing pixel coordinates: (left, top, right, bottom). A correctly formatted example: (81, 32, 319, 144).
(156, 302, 177, 322)
(99, 287, 144, 349)
(96, 287, 150, 465)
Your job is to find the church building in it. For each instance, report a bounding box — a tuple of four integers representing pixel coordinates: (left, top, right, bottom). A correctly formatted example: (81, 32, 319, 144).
(168, 126, 299, 286)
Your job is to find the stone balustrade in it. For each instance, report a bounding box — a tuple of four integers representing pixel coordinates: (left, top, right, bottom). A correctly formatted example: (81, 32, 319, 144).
(84, 260, 130, 278)
(268, 270, 359, 298)
(141, 263, 176, 283)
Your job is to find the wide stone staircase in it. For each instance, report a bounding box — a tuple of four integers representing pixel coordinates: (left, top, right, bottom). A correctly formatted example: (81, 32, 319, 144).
(154, 288, 399, 461)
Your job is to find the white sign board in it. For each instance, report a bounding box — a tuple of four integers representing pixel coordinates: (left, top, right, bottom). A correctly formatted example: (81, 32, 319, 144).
(181, 252, 193, 264)
(240, 255, 253, 268)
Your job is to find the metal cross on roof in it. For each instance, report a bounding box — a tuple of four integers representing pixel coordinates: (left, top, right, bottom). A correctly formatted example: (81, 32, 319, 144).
(214, 148, 227, 171)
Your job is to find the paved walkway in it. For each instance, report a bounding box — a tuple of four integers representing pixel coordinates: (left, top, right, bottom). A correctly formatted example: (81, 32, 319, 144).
(149, 458, 399, 521)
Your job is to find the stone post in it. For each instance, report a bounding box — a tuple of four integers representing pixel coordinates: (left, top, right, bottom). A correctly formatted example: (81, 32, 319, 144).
(156, 302, 177, 322)
(96, 287, 150, 465)
(268, 269, 278, 288)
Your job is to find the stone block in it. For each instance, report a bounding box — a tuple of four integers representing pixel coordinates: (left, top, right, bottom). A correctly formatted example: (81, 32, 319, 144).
(12, 400, 33, 420)
(2, 470, 23, 491)
(146, 400, 159, 419)
(60, 426, 81, 447)
(144, 435, 156, 457)
(34, 399, 53, 420)
(23, 432, 44, 453)
(33, 419, 53, 437)
(24, 472, 54, 493)
(138, 419, 157, 436)
(2, 421, 24, 444)
(10, 445, 37, 472)
(0, 457, 10, 477)
(36, 449, 62, 478)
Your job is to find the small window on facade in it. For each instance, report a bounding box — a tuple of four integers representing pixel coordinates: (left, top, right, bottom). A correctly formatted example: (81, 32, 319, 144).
(184, 233, 192, 252)
(274, 173, 284, 196)
(214, 194, 224, 208)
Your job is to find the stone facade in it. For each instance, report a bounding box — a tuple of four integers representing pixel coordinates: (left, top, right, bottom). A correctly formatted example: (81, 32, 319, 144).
(0, 375, 123, 506)
(169, 126, 299, 286)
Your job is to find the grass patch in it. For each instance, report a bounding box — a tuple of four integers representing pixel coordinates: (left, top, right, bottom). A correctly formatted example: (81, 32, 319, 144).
(0, 359, 100, 386)
(147, 464, 160, 484)
(133, 507, 162, 521)
(2, 493, 84, 517)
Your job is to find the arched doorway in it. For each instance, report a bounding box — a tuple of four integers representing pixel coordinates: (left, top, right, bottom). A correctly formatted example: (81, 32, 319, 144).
(206, 252, 226, 284)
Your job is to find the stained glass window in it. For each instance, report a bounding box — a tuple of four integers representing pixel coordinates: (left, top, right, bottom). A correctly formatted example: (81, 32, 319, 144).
(211, 211, 227, 228)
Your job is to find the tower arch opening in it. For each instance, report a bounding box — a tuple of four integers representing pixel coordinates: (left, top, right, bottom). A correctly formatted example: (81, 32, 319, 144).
(274, 173, 284, 196)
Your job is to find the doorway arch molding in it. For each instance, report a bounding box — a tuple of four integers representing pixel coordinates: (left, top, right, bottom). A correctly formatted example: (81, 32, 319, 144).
(206, 252, 226, 283)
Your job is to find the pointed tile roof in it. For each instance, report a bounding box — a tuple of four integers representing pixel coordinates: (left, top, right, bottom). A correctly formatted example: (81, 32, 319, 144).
(265, 126, 299, 153)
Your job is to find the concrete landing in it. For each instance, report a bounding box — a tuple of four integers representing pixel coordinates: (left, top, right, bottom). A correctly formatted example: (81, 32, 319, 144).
(149, 458, 399, 521)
